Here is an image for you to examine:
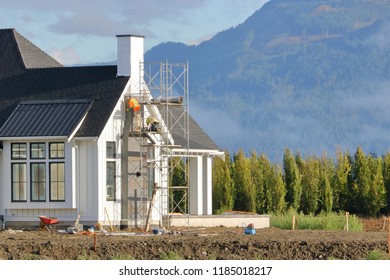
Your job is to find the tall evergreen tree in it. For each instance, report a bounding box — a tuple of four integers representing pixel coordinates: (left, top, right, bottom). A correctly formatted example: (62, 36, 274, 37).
(259, 154, 272, 213)
(212, 151, 234, 213)
(250, 151, 266, 213)
(366, 155, 386, 216)
(233, 150, 256, 212)
(300, 157, 320, 214)
(353, 146, 371, 215)
(319, 154, 333, 213)
(383, 153, 390, 214)
(283, 148, 302, 211)
(267, 164, 286, 214)
(334, 149, 352, 212)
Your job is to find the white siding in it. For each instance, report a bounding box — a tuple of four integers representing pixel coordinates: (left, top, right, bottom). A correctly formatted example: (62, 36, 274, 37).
(77, 140, 99, 222)
(0, 150, 4, 216)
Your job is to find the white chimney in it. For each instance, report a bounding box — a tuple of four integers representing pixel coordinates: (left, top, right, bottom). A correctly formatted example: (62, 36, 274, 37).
(116, 34, 144, 81)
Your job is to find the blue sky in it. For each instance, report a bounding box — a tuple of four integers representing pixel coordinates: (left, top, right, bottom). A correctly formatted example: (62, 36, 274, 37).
(0, 0, 269, 65)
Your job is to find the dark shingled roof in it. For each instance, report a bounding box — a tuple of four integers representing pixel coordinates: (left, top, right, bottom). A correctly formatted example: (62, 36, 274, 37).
(0, 100, 92, 137)
(0, 29, 61, 79)
(160, 106, 219, 150)
(12, 29, 62, 69)
(0, 29, 129, 138)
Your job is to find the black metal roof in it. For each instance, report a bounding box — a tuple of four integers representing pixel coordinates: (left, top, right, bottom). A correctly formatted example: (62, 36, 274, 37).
(0, 100, 92, 137)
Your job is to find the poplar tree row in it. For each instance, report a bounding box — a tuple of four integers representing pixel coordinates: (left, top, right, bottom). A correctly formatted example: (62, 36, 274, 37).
(212, 146, 390, 217)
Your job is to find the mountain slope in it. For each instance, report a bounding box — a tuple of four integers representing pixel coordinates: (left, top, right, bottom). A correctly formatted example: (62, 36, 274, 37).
(145, 0, 390, 160)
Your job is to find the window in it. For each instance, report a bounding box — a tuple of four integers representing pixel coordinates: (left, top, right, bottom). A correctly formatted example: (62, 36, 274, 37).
(31, 143, 46, 159)
(11, 143, 27, 159)
(106, 142, 116, 158)
(10, 141, 66, 203)
(31, 163, 46, 201)
(49, 142, 65, 159)
(50, 163, 65, 201)
(12, 163, 27, 201)
(11, 142, 65, 202)
(106, 162, 116, 201)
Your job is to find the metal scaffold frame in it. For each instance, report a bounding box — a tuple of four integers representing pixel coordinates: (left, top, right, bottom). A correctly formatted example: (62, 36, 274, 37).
(126, 61, 190, 229)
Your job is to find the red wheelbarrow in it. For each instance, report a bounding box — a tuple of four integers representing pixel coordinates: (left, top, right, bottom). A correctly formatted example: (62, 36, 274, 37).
(39, 216, 58, 231)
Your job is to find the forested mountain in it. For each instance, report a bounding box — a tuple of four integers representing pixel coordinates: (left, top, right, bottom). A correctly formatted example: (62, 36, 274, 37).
(145, 0, 390, 161)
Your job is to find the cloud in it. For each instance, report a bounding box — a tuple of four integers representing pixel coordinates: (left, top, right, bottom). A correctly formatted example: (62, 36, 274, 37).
(48, 47, 81, 65)
(367, 20, 390, 50)
(48, 12, 120, 37)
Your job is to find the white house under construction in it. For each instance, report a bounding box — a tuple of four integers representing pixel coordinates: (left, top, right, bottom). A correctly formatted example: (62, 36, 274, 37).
(0, 29, 224, 229)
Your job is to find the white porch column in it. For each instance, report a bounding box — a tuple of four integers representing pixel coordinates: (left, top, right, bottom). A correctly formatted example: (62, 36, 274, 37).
(203, 156, 213, 215)
(189, 156, 203, 215)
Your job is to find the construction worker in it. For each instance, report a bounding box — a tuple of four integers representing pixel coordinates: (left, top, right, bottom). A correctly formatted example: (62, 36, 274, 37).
(127, 97, 141, 131)
(128, 97, 141, 112)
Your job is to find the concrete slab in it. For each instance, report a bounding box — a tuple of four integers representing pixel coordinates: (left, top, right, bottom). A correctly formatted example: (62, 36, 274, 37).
(162, 214, 271, 229)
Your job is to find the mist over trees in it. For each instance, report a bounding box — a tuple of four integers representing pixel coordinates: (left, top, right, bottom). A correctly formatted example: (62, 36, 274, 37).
(146, 0, 390, 160)
(212, 146, 389, 217)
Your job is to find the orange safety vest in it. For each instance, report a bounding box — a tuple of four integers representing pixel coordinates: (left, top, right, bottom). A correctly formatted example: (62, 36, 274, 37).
(128, 97, 141, 112)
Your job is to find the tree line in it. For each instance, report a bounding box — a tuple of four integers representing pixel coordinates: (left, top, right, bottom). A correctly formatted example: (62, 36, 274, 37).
(212, 146, 390, 217)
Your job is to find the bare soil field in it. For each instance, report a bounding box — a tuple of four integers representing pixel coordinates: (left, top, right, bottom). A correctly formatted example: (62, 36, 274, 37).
(0, 219, 388, 260)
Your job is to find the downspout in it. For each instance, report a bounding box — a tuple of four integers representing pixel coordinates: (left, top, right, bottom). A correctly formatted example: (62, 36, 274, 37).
(74, 142, 80, 222)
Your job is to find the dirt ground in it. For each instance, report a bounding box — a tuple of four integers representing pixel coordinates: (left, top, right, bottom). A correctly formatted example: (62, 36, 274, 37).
(0, 218, 389, 260)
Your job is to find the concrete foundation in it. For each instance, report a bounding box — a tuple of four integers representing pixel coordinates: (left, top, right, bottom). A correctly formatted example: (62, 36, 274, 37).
(162, 214, 271, 229)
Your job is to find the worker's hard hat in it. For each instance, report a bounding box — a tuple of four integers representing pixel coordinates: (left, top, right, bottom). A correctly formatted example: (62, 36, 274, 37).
(128, 97, 141, 111)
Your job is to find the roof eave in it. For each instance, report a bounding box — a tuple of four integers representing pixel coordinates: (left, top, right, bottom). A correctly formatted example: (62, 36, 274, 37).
(0, 136, 68, 141)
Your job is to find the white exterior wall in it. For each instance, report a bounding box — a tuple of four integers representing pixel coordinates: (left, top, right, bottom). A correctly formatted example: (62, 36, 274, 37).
(0, 150, 4, 217)
(76, 139, 99, 223)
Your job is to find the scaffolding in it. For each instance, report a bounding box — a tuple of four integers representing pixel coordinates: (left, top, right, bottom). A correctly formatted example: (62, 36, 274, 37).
(126, 61, 190, 229)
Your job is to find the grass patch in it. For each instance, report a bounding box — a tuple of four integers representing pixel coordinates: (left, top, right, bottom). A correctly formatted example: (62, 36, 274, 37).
(77, 249, 101, 260)
(270, 210, 363, 231)
(111, 254, 135, 260)
(366, 250, 390, 260)
(159, 251, 182, 260)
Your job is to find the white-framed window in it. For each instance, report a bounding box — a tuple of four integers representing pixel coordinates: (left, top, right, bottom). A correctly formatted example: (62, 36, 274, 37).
(10, 141, 66, 203)
(106, 142, 116, 201)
